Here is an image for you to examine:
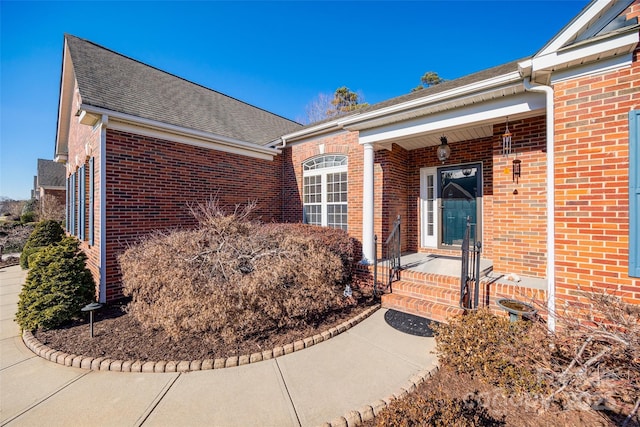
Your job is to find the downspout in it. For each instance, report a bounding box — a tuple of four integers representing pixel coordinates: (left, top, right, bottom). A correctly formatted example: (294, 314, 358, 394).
(523, 79, 555, 332)
(99, 114, 108, 303)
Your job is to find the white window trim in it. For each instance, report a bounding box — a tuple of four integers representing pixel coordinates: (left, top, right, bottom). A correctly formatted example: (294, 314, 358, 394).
(302, 156, 348, 229)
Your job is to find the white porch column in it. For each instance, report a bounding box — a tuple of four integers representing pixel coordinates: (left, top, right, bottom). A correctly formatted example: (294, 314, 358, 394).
(362, 142, 375, 263)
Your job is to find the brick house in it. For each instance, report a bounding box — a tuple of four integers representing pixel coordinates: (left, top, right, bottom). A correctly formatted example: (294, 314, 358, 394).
(55, 0, 639, 327)
(32, 159, 66, 213)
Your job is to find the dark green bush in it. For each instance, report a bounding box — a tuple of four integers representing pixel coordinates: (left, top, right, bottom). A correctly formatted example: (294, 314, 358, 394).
(20, 220, 64, 269)
(15, 236, 95, 331)
(20, 212, 36, 224)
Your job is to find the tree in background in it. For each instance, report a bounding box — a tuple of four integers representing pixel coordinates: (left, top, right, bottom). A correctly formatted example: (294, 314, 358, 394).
(411, 71, 445, 92)
(39, 194, 65, 222)
(301, 87, 368, 124)
(0, 197, 27, 220)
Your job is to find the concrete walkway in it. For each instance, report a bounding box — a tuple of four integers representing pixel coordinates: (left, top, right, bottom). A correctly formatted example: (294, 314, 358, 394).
(1, 265, 437, 427)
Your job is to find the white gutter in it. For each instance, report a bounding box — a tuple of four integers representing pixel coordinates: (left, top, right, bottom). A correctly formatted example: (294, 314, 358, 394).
(80, 104, 280, 157)
(275, 70, 524, 144)
(339, 71, 524, 128)
(523, 79, 555, 332)
(99, 114, 108, 303)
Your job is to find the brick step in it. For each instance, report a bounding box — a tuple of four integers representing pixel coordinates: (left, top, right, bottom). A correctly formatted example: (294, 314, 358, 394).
(381, 293, 464, 324)
(391, 280, 460, 306)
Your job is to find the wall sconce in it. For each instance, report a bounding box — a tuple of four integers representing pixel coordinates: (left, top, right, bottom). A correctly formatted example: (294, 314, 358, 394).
(512, 158, 521, 183)
(437, 135, 450, 163)
(502, 117, 512, 157)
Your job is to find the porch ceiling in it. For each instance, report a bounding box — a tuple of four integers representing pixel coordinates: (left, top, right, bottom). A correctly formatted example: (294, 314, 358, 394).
(371, 108, 543, 152)
(359, 84, 547, 152)
(380, 124, 494, 151)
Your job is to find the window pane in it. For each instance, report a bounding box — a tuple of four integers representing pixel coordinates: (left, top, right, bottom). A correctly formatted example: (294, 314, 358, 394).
(304, 205, 321, 226)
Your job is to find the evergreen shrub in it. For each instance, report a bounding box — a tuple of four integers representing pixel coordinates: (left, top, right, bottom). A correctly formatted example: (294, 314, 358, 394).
(19, 220, 64, 269)
(15, 236, 95, 331)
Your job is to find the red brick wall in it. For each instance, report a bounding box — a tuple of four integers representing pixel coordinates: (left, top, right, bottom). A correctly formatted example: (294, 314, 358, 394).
(491, 116, 548, 277)
(102, 129, 282, 301)
(406, 133, 495, 259)
(65, 80, 102, 298)
(282, 131, 363, 242)
(375, 144, 408, 256)
(553, 24, 640, 307)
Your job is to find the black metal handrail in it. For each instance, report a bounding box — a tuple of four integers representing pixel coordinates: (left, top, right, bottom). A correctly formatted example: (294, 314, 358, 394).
(374, 215, 401, 297)
(460, 216, 482, 309)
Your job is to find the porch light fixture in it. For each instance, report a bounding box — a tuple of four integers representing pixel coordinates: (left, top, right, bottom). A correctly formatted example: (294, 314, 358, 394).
(512, 158, 521, 183)
(502, 117, 512, 157)
(437, 135, 450, 163)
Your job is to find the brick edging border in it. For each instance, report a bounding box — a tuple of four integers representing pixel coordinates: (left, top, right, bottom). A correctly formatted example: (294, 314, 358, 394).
(320, 364, 440, 427)
(22, 304, 380, 373)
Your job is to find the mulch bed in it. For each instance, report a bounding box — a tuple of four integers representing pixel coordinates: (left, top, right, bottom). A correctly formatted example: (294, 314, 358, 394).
(34, 296, 378, 362)
(363, 366, 634, 427)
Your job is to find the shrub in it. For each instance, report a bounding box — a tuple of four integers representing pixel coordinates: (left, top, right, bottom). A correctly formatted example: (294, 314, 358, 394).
(0, 222, 34, 253)
(375, 391, 501, 427)
(20, 220, 64, 269)
(434, 309, 551, 395)
(20, 211, 36, 224)
(119, 202, 364, 345)
(15, 236, 95, 331)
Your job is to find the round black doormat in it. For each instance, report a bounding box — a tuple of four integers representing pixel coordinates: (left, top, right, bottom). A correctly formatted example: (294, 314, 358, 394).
(384, 309, 438, 337)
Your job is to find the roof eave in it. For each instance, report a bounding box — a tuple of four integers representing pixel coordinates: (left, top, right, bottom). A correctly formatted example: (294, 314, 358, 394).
(276, 69, 524, 145)
(527, 24, 639, 84)
(80, 105, 282, 159)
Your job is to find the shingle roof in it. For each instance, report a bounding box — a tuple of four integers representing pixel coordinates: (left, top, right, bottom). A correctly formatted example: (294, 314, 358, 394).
(37, 159, 65, 188)
(65, 34, 302, 145)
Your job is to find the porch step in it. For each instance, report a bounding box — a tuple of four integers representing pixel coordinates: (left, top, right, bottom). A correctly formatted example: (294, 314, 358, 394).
(390, 280, 460, 305)
(381, 293, 464, 324)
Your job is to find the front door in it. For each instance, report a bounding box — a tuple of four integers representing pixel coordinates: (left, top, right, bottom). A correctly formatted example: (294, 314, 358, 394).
(420, 163, 482, 249)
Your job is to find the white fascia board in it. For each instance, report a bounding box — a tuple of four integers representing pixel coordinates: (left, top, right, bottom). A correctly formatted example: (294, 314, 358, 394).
(359, 92, 545, 145)
(551, 52, 632, 83)
(283, 129, 351, 148)
(339, 72, 523, 128)
(278, 121, 343, 144)
(537, 0, 611, 56)
(80, 105, 280, 160)
(532, 30, 639, 72)
(55, 41, 73, 160)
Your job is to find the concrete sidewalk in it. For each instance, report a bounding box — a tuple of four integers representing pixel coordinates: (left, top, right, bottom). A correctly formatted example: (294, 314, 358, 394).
(1, 265, 437, 427)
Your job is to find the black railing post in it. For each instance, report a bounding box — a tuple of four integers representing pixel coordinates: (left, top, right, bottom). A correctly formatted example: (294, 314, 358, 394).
(373, 234, 378, 297)
(461, 216, 482, 310)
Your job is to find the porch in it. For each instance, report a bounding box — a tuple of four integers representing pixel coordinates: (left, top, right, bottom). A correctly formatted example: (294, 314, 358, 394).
(377, 252, 548, 323)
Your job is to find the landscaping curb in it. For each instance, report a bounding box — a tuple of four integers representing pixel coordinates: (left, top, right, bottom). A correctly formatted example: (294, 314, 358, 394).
(22, 304, 381, 373)
(319, 365, 440, 427)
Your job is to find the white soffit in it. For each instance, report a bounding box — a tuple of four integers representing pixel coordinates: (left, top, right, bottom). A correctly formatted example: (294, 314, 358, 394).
(550, 52, 632, 84)
(109, 120, 277, 161)
(532, 29, 639, 74)
(359, 91, 546, 146)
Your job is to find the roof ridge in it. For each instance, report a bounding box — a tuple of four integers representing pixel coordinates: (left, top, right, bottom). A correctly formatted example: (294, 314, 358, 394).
(64, 34, 300, 126)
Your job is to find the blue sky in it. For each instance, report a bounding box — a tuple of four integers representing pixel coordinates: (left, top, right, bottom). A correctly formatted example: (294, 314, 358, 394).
(1, 0, 589, 200)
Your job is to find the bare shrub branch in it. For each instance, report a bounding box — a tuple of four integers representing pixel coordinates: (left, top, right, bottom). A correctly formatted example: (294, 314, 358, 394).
(119, 201, 365, 347)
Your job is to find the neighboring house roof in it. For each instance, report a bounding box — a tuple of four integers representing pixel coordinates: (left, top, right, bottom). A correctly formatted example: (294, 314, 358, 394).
(65, 34, 302, 145)
(37, 159, 65, 188)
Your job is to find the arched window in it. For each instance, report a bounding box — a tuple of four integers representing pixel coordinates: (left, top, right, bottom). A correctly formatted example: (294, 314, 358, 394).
(302, 154, 348, 230)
